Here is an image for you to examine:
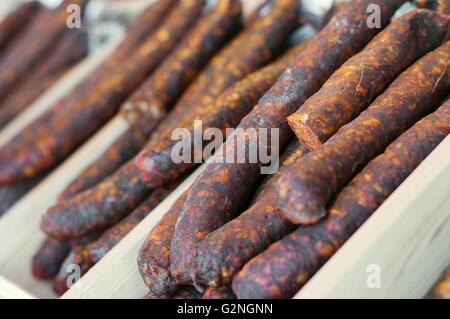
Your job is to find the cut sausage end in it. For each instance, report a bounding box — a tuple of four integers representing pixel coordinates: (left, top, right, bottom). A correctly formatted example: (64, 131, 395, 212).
(287, 113, 324, 150)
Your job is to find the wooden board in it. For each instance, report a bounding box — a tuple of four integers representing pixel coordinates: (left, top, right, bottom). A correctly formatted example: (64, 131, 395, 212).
(0, 275, 34, 299)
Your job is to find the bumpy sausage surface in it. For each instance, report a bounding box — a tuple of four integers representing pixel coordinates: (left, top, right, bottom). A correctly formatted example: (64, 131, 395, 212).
(287, 9, 449, 150)
(121, 0, 242, 124)
(135, 0, 300, 189)
(233, 98, 450, 299)
(144, 285, 202, 299)
(170, 0, 405, 284)
(417, 0, 450, 15)
(277, 42, 449, 225)
(138, 193, 187, 298)
(0, 0, 204, 184)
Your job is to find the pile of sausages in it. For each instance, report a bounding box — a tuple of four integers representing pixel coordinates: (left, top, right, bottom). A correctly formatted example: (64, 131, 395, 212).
(133, 0, 447, 299)
(0, 0, 444, 299)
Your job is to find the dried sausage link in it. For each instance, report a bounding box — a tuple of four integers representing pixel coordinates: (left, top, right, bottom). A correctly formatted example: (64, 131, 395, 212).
(69, 185, 176, 275)
(0, 0, 88, 102)
(58, 121, 153, 201)
(287, 9, 449, 150)
(203, 286, 236, 299)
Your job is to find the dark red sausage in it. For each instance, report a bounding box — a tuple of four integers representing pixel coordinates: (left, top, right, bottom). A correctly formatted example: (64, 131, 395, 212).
(193, 142, 308, 287)
(32, 238, 70, 280)
(136, 0, 300, 189)
(233, 98, 450, 299)
(121, 0, 242, 124)
(0, 1, 41, 54)
(170, 0, 405, 284)
(0, 0, 204, 184)
(287, 9, 449, 150)
(277, 42, 449, 225)
(0, 29, 88, 128)
(138, 193, 187, 298)
(42, 161, 151, 240)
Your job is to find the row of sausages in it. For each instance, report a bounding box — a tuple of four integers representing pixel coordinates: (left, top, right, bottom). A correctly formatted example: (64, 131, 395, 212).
(135, 0, 449, 299)
(0, 0, 89, 216)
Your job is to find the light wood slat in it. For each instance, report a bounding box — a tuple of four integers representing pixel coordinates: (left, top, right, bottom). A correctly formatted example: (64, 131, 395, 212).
(295, 135, 450, 299)
(0, 276, 34, 299)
